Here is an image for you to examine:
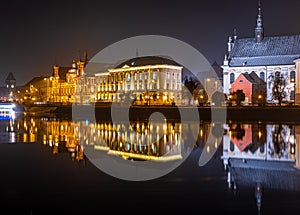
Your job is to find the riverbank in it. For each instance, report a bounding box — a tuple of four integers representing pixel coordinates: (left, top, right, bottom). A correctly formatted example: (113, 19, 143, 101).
(22, 103, 300, 123)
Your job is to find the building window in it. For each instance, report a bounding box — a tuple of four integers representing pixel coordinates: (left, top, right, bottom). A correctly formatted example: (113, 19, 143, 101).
(126, 73, 131, 82)
(260, 72, 265, 81)
(290, 71, 295, 83)
(275, 71, 280, 81)
(140, 73, 143, 81)
(230, 73, 235, 84)
(167, 72, 170, 80)
(166, 83, 169, 90)
(290, 90, 295, 100)
(153, 72, 157, 80)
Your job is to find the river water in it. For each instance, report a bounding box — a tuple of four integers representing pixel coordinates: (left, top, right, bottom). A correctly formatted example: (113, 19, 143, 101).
(0, 111, 300, 215)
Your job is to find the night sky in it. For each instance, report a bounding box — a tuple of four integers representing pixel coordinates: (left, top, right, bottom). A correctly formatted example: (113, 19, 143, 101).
(1, 0, 300, 86)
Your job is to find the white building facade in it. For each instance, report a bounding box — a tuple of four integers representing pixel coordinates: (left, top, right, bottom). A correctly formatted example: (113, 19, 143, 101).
(94, 56, 183, 105)
(222, 4, 300, 104)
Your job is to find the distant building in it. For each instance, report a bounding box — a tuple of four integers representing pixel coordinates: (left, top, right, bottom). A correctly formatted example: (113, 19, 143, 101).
(231, 71, 266, 104)
(5, 72, 16, 89)
(222, 2, 300, 104)
(0, 72, 17, 102)
(196, 61, 223, 104)
(52, 52, 88, 103)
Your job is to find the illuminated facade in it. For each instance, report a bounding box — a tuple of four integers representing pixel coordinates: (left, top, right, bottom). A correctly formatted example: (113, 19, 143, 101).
(94, 56, 183, 105)
(222, 3, 300, 104)
(51, 57, 87, 103)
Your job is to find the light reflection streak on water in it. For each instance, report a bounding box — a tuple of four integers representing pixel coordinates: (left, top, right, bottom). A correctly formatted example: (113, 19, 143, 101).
(0, 115, 299, 168)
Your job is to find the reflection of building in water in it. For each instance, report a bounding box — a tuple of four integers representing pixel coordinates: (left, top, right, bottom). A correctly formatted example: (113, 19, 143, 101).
(223, 123, 295, 162)
(222, 123, 300, 215)
(75, 120, 183, 161)
(223, 123, 267, 162)
(295, 125, 300, 169)
(40, 118, 84, 161)
(3, 116, 85, 161)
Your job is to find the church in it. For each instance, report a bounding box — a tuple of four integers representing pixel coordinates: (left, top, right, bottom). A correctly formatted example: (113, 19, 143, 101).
(222, 2, 300, 105)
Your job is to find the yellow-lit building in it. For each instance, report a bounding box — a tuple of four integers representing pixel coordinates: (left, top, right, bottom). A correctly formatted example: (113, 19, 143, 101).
(51, 56, 87, 103)
(94, 56, 183, 105)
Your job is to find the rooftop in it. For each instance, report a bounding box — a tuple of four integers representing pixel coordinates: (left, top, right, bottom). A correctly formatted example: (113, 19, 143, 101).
(114, 55, 182, 69)
(229, 35, 300, 66)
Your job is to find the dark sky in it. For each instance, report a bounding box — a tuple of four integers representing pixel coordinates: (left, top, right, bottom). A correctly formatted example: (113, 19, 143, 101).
(1, 0, 300, 86)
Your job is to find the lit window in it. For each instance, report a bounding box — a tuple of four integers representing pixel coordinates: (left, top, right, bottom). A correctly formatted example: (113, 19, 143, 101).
(126, 73, 131, 82)
(290, 71, 295, 83)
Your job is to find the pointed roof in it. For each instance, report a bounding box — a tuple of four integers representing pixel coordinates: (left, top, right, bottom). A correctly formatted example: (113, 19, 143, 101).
(6, 72, 16, 81)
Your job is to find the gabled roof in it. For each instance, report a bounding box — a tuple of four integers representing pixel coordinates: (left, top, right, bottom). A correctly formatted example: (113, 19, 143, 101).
(235, 71, 266, 85)
(229, 35, 300, 66)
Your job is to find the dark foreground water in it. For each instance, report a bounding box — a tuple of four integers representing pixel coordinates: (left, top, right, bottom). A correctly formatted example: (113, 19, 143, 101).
(0, 113, 300, 215)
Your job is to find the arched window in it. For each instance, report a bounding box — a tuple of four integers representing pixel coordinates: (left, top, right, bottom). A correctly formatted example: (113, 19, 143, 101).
(275, 71, 280, 81)
(290, 71, 295, 83)
(126, 73, 131, 82)
(260, 72, 265, 81)
(230, 73, 235, 84)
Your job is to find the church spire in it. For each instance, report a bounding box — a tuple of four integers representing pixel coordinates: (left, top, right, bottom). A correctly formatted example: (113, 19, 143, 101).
(255, 0, 264, 42)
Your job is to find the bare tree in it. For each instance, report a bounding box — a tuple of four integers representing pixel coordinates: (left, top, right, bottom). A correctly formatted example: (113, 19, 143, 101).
(268, 73, 287, 106)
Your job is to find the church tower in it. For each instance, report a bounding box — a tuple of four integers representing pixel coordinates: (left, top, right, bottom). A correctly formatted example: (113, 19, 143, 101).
(255, 0, 264, 42)
(5, 72, 16, 89)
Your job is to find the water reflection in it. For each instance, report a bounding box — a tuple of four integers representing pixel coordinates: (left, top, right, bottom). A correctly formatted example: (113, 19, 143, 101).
(1, 115, 300, 177)
(222, 122, 300, 215)
(1, 114, 300, 212)
(74, 119, 185, 161)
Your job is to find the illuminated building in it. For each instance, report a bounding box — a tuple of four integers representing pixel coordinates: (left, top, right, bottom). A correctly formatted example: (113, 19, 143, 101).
(52, 53, 88, 103)
(94, 56, 183, 105)
(0, 72, 16, 102)
(222, 3, 300, 104)
(230, 72, 266, 104)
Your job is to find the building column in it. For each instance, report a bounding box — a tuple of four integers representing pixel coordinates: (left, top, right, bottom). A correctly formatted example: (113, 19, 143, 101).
(294, 58, 300, 105)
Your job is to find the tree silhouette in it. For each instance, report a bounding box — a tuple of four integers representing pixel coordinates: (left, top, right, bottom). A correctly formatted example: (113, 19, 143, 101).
(236, 90, 245, 106)
(211, 91, 226, 106)
(268, 73, 287, 106)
